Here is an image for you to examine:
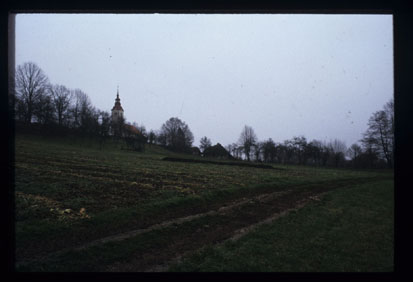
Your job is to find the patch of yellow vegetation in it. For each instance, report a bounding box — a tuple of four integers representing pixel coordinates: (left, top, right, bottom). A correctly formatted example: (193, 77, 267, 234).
(140, 183, 153, 189)
(16, 191, 91, 220)
(16, 191, 60, 209)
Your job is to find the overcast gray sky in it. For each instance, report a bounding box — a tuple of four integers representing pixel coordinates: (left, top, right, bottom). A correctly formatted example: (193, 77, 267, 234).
(15, 14, 393, 147)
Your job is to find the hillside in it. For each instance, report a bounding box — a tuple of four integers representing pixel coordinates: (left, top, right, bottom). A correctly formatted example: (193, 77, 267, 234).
(14, 133, 393, 271)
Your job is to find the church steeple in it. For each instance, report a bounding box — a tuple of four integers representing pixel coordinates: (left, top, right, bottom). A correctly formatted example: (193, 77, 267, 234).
(111, 87, 124, 122)
(112, 87, 123, 111)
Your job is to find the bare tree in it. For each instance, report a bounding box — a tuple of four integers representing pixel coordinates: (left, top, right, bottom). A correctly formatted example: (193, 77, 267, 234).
(227, 143, 241, 159)
(235, 145, 244, 160)
(15, 62, 50, 123)
(148, 130, 156, 144)
(69, 89, 91, 128)
(50, 84, 72, 126)
(361, 100, 393, 167)
(32, 93, 55, 125)
(200, 136, 212, 153)
(347, 143, 362, 168)
(328, 139, 347, 167)
(238, 125, 257, 161)
(158, 117, 194, 152)
(383, 99, 394, 165)
(262, 139, 277, 163)
(69, 89, 101, 136)
(97, 110, 111, 149)
(67, 89, 100, 136)
(282, 140, 295, 164)
(306, 140, 322, 166)
(320, 142, 331, 167)
(226, 144, 234, 157)
(291, 136, 308, 165)
(253, 141, 264, 162)
(347, 143, 362, 160)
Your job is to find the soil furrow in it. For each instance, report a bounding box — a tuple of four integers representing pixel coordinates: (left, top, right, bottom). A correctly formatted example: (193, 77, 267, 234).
(144, 194, 326, 272)
(105, 180, 368, 272)
(16, 177, 386, 271)
(75, 189, 293, 251)
(16, 189, 295, 269)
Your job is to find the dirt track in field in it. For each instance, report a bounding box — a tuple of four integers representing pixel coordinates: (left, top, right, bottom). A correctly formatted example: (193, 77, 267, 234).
(16, 177, 386, 271)
(104, 177, 379, 272)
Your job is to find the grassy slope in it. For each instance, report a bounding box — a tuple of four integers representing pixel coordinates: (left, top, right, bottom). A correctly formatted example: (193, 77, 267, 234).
(169, 179, 394, 272)
(14, 133, 393, 271)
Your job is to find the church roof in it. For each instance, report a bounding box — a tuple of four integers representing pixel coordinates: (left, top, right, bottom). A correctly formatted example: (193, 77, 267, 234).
(112, 103, 124, 111)
(124, 124, 141, 135)
(112, 91, 124, 111)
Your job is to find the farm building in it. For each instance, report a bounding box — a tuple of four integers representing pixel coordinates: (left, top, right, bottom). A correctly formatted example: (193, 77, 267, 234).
(203, 143, 233, 159)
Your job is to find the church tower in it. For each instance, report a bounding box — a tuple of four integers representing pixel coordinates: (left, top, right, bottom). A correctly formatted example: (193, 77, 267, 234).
(111, 87, 124, 123)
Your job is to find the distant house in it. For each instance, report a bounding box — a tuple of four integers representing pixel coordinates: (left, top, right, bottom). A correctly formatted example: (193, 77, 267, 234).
(191, 146, 201, 156)
(203, 143, 233, 159)
(123, 123, 141, 136)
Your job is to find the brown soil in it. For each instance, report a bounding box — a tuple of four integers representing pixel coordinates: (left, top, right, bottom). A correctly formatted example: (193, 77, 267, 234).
(105, 178, 377, 272)
(17, 176, 386, 271)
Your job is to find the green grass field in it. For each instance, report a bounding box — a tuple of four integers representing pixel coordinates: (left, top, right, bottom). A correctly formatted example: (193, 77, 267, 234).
(168, 179, 394, 272)
(14, 133, 393, 272)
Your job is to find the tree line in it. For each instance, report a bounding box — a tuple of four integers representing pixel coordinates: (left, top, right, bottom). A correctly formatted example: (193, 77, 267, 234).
(149, 97, 393, 169)
(12, 62, 393, 168)
(13, 62, 112, 137)
(198, 99, 393, 169)
(12, 62, 193, 152)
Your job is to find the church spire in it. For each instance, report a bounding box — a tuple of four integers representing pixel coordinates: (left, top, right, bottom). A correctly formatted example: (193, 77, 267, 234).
(112, 87, 123, 112)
